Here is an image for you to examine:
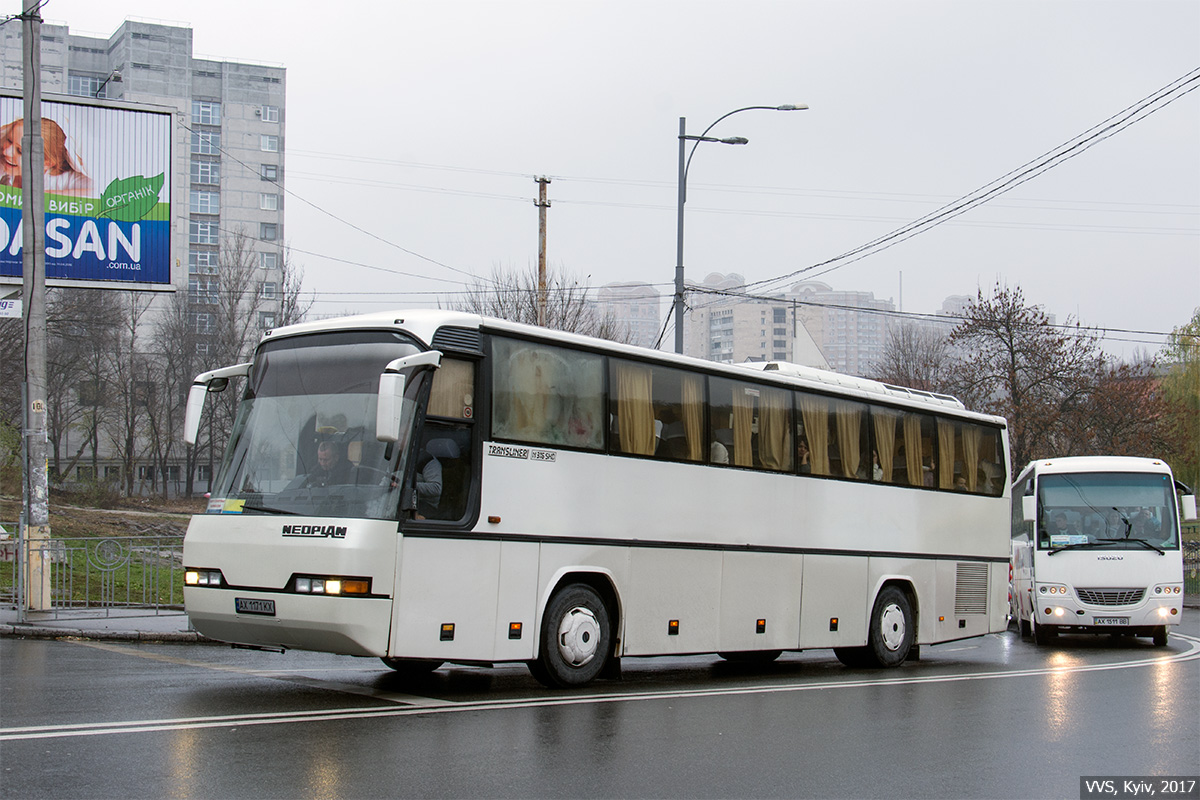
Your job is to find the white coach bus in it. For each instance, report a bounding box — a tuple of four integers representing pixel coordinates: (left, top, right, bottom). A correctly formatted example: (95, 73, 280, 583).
(183, 309, 1011, 687)
(1010, 456, 1196, 647)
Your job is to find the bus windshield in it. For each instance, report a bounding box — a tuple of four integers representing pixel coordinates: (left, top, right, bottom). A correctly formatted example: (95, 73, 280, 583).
(207, 331, 428, 521)
(1037, 472, 1179, 551)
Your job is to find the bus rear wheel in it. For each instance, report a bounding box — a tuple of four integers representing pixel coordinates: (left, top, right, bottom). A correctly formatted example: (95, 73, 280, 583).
(531, 583, 612, 689)
(865, 586, 914, 668)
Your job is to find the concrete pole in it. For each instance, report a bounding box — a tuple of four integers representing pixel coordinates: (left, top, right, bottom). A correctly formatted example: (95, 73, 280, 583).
(535, 177, 550, 327)
(20, 0, 51, 612)
(673, 117, 686, 354)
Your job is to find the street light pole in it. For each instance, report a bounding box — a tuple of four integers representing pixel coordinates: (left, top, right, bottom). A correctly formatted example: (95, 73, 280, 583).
(672, 104, 808, 355)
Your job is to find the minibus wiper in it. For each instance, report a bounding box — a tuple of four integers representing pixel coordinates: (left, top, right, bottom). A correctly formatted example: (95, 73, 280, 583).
(1113, 537, 1161, 556)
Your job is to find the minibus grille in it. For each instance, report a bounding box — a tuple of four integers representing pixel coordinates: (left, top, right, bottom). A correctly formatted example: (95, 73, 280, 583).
(954, 562, 989, 615)
(1075, 588, 1145, 606)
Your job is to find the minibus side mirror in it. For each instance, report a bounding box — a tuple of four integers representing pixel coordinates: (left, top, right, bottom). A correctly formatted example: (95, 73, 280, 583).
(1181, 495, 1198, 522)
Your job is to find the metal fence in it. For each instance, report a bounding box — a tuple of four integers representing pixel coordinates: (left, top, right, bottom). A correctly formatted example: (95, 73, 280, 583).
(1, 529, 186, 618)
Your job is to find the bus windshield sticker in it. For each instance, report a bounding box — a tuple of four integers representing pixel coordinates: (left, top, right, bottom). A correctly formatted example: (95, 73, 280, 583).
(1050, 533, 1088, 547)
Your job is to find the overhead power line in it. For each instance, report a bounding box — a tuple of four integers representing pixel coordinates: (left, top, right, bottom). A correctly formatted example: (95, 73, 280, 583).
(744, 66, 1200, 295)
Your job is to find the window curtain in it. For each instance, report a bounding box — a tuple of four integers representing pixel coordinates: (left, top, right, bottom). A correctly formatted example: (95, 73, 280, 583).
(759, 388, 792, 472)
(682, 375, 704, 462)
(834, 401, 862, 479)
(732, 387, 755, 467)
(428, 359, 474, 419)
(873, 408, 898, 483)
(903, 413, 923, 487)
(798, 394, 830, 475)
(616, 362, 655, 455)
(961, 424, 982, 492)
(937, 418, 956, 489)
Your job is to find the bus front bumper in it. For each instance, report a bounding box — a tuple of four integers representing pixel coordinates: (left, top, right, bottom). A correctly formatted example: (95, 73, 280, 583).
(1034, 598, 1181, 632)
(185, 586, 393, 657)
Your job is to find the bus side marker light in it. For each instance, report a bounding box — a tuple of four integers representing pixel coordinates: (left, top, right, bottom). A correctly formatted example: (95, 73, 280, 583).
(441, 623, 455, 641)
(959, 619, 966, 628)
(938, 616, 945, 622)
(829, 618, 838, 632)
(342, 580, 370, 595)
(509, 622, 522, 639)
(488, 516, 501, 525)
(668, 620, 679, 636)
(756, 619, 766, 634)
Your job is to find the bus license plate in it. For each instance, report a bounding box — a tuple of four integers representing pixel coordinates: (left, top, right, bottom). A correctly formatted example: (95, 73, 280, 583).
(235, 597, 276, 616)
(1095, 617, 1129, 626)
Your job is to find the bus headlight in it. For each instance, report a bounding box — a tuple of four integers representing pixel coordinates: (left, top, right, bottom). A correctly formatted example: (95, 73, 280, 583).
(292, 575, 371, 596)
(1038, 584, 1068, 596)
(185, 569, 223, 587)
(1152, 584, 1182, 596)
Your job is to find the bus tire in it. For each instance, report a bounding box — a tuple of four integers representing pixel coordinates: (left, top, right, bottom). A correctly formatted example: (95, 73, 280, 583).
(1152, 626, 1168, 647)
(380, 658, 442, 677)
(1019, 616, 1032, 638)
(1032, 614, 1057, 645)
(834, 647, 871, 668)
(865, 586, 914, 668)
(534, 583, 612, 689)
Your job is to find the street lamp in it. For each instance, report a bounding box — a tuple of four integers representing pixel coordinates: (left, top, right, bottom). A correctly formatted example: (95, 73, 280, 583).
(673, 104, 808, 354)
(95, 69, 122, 98)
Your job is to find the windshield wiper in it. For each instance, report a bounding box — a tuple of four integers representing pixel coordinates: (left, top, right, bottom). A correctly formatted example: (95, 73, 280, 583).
(1097, 536, 1165, 555)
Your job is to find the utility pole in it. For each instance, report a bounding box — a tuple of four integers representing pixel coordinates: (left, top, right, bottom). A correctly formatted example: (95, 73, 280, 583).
(20, 0, 51, 614)
(535, 177, 550, 327)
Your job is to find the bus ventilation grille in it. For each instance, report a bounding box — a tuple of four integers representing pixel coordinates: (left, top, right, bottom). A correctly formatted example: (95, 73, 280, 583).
(1075, 588, 1145, 607)
(432, 327, 483, 355)
(954, 562, 989, 615)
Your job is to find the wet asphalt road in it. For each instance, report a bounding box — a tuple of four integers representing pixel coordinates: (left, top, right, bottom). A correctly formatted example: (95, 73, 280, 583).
(2, 614, 1198, 799)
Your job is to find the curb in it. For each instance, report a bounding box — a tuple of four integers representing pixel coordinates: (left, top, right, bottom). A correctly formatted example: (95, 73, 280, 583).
(0, 624, 216, 644)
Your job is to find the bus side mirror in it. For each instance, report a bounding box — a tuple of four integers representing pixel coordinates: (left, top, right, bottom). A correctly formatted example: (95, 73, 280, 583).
(375, 350, 442, 443)
(1022, 495, 1036, 523)
(184, 362, 252, 446)
(1181, 495, 1198, 522)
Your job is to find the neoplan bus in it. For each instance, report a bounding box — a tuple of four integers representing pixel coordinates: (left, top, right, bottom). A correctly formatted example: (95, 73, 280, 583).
(1010, 456, 1196, 647)
(183, 309, 1012, 687)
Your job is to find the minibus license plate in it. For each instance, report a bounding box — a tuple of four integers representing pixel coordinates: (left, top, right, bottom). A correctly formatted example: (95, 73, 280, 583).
(235, 598, 276, 616)
(1095, 617, 1128, 626)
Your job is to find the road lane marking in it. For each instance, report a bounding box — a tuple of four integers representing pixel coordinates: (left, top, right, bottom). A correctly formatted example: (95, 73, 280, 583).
(4, 633, 1197, 742)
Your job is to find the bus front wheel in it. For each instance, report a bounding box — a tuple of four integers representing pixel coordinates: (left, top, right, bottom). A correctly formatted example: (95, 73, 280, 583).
(532, 583, 612, 689)
(866, 586, 914, 668)
(1032, 614, 1057, 645)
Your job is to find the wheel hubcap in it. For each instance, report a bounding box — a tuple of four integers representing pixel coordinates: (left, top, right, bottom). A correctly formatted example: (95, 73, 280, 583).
(557, 606, 600, 667)
(880, 603, 906, 651)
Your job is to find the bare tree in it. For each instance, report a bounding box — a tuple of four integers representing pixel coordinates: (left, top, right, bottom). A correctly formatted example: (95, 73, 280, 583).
(948, 283, 1104, 469)
(873, 321, 955, 393)
(276, 243, 313, 327)
(451, 263, 633, 343)
(103, 291, 154, 496)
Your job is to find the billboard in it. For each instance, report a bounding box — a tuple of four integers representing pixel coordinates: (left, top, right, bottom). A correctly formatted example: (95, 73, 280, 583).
(0, 94, 173, 287)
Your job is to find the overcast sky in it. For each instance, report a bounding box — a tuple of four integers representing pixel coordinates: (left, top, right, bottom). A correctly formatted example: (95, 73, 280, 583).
(43, 0, 1200, 357)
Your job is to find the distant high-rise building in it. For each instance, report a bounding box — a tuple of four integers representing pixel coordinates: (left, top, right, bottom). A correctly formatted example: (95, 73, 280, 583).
(1, 18, 287, 338)
(596, 281, 661, 349)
